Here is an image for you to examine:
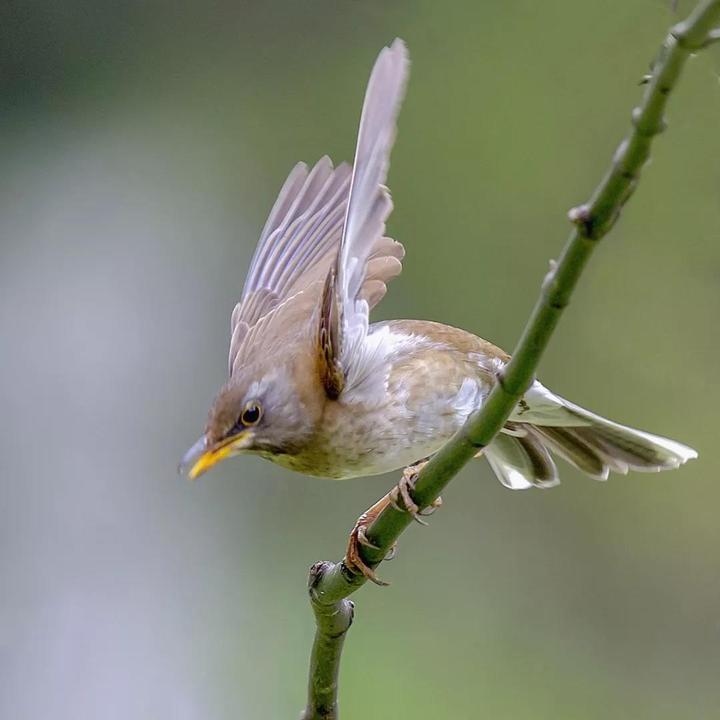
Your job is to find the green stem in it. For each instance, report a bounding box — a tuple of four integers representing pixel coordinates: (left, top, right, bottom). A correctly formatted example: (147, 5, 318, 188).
(300, 563, 355, 720)
(301, 1, 720, 717)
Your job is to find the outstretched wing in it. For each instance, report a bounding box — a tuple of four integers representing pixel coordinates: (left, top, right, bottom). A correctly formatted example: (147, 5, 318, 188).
(228, 157, 351, 375)
(318, 38, 409, 399)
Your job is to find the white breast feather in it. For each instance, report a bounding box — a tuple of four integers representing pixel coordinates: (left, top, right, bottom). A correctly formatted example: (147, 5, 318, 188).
(342, 328, 437, 406)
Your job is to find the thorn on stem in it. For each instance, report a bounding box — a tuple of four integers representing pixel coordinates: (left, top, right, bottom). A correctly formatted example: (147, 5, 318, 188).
(568, 204, 591, 225)
(568, 204, 597, 241)
(701, 28, 720, 47)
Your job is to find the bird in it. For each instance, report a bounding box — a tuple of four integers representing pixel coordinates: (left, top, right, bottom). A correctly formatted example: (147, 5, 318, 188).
(180, 38, 696, 581)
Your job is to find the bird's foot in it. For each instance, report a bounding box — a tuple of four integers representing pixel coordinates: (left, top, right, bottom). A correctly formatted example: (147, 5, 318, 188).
(343, 461, 441, 585)
(344, 493, 396, 586)
(390, 460, 442, 525)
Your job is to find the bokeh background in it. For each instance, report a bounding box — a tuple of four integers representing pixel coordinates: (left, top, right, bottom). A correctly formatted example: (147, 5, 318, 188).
(2, 1, 720, 718)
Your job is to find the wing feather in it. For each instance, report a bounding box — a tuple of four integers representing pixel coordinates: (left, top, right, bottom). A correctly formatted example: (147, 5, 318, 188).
(320, 38, 409, 397)
(228, 40, 408, 382)
(228, 158, 351, 374)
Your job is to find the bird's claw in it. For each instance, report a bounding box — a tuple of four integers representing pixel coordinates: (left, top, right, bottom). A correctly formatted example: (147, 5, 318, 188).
(355, 522, 379, 550)
(389, 462, 442, 524)
(342, 461, 441, 586)
(418, 497, 442, 516)
(345, 517, 391, 586)
(343, 497, 397, 586)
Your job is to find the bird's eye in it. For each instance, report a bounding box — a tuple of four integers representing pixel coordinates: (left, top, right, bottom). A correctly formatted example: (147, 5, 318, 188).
(241, 401, 262, 426)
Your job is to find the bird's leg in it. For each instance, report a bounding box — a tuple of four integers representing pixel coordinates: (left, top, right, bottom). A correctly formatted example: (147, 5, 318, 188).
(345, 493, 396, 586)
(389, 459, 443, 525)
(344, 460, 443, 585)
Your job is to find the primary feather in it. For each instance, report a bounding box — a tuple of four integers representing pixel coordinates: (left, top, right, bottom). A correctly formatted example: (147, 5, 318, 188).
(329, 38, 409, 396)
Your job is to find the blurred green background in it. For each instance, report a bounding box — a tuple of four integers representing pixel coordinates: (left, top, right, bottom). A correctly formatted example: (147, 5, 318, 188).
(2, 1, 719, 718)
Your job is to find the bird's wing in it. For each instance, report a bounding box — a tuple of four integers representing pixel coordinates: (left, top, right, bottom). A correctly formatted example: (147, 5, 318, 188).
(228, 157, 351, 374)
(318, 38, 409, 399)
(229, 157, 404, 378)
(229, 43, 407, 379)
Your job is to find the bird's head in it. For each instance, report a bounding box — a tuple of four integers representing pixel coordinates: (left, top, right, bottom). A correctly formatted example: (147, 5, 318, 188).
(180, 361, 320, 480)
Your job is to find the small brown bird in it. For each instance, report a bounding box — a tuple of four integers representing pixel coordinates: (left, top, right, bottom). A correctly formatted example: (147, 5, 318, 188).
(181, 39, 696, 578)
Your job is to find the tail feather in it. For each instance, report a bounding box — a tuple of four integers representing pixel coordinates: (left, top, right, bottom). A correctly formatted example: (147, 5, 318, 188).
(484, 426, 559, 490)
(482, 385, 697, 490)
(560, 402, 697, 471)
(528, 426, 612, 479)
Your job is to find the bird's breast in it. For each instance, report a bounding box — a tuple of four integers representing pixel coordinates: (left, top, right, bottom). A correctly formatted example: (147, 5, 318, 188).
(294, 327, 496, 479)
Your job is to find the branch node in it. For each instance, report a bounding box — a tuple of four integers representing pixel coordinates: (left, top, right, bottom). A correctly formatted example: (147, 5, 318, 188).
(568, 204, 597, 240)
(671, 23, 709, 50)
(308, 561, 331, 592)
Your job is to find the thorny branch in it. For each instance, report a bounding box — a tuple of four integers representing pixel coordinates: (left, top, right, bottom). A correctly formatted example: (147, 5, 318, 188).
(300, 2, 720, 718)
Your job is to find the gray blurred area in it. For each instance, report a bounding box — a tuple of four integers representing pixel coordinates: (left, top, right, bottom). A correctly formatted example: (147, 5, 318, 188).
(2, 1, 720, 718)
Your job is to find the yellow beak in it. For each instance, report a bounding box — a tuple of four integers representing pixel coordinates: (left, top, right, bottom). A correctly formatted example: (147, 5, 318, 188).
(179, 431, 254, 480)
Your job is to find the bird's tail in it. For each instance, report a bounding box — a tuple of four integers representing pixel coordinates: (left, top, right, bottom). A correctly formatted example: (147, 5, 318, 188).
(483, 395, 697, 490)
